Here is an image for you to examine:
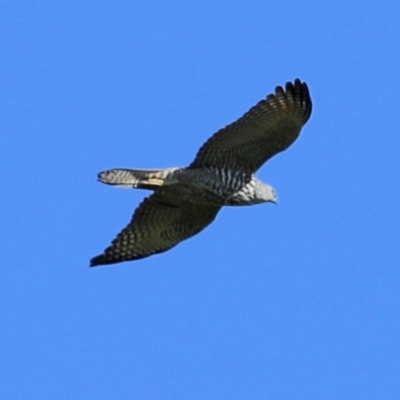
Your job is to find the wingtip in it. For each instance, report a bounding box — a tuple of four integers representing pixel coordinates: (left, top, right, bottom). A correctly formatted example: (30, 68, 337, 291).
(89, 253, 135, 267)
(280, 78, 312, 124)
(283, 78, 308, 91)
(89, 254, 107, 267)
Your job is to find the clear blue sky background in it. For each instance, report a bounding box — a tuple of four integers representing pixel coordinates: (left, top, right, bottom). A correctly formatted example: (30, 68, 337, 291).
(1, 1, 400, 399)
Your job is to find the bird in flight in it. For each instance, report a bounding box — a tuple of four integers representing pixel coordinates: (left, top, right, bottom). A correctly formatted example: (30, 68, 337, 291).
(90, 79, 312, 267)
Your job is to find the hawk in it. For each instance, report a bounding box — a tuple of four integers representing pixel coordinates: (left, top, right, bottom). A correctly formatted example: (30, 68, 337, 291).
(90, 79, 312, 267)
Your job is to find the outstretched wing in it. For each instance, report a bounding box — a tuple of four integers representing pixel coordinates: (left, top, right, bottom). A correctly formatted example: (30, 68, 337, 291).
(190, 79, 312, 173)
(90, 190, 221, 266)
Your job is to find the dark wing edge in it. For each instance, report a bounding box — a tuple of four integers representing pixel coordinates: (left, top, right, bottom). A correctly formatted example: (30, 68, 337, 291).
(189, 79, 312, 173)
(90, 192, 221, 267)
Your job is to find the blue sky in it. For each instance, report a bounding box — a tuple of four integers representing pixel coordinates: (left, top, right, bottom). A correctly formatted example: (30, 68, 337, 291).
(1, 1, 400, 399)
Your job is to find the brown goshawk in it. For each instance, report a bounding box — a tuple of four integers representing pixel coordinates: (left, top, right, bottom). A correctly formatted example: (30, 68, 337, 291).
(90, 79, 312, 266)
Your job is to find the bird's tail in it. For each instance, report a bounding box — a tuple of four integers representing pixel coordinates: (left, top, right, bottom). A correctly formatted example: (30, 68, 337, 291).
(97, 168, 181, 190)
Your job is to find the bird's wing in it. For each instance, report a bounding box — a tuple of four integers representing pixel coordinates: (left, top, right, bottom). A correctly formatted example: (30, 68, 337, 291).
(90, 190, 221, 266)
(190, 79, 312, 173)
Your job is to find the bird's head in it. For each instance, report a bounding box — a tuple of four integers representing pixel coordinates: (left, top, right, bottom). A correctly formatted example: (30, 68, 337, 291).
(255, 182, 278, 204)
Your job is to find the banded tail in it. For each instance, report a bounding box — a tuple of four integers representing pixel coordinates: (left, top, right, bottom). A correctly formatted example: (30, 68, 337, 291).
(97, 168, 181, 190)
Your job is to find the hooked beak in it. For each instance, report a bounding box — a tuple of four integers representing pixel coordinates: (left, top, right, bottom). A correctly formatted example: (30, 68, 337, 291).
(271, 192, 278, 205)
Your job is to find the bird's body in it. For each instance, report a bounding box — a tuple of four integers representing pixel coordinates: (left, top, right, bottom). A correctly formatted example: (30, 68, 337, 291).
(99, 167, 273, 206)
(90, 79, 312, 267)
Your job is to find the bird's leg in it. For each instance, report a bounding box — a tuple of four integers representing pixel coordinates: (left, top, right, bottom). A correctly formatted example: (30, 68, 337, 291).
(141, 177, 165, 186)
